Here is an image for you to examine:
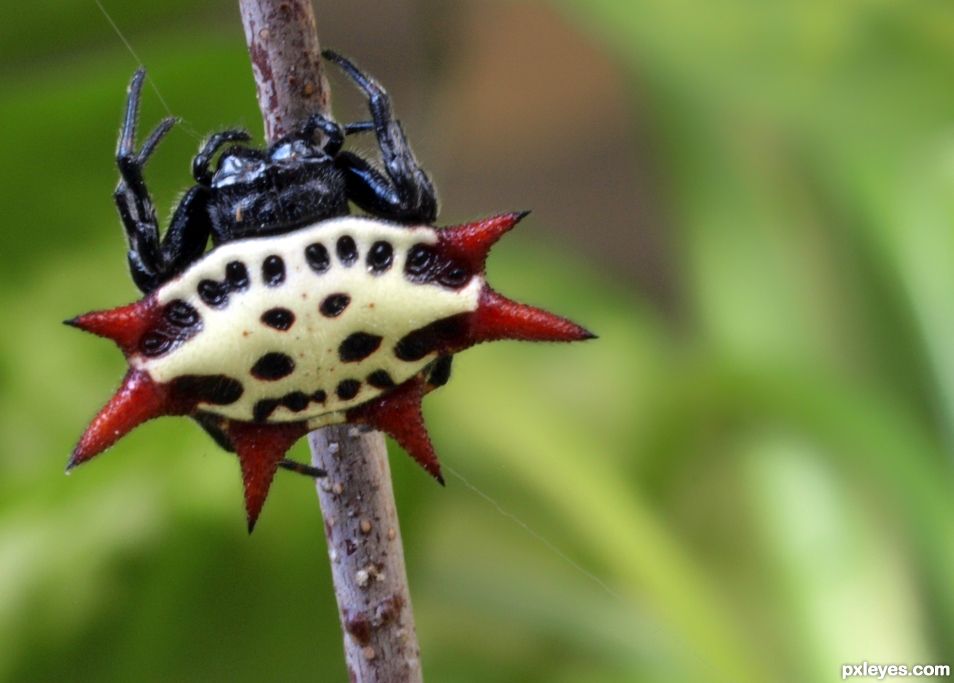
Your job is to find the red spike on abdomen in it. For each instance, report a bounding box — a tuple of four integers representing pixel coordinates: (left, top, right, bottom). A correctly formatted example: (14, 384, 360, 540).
(471, 287, 595, 344)
(68, 370, 172, 471)
(65, 296, 160, 355)
(348, 378, 444, 485)
(438, 212, 528, 271)
(226, 421, 309, 532)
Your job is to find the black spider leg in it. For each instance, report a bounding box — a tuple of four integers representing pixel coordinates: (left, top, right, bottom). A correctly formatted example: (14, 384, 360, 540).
(280, 112, 369, 157)
(278, 460, 328, 478)
(302, 113, 343, 152)
(114, 69, 213, 294)
(322, 50, 438, 224)
(193, 129, 252, 185)
(344, 121, 374, 135)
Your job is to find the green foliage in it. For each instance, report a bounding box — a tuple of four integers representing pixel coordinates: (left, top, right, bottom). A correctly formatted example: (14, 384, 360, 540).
(1, 1, 952, 681)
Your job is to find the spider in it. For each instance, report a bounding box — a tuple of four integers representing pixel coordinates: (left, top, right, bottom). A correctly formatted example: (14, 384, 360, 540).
(68, 51, 592, 530)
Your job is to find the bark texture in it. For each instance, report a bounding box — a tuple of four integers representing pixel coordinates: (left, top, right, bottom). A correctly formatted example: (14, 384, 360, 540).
(238, 2, 423, 680)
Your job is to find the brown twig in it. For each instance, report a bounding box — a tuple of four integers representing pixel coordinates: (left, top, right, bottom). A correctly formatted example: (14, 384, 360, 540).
(238, 2, 423, 681)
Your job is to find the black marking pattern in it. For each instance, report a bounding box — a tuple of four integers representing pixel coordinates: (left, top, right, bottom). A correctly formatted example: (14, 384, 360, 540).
(165, 300, 199, 327)
(252, 388, 328, 422)
(403, 242, 472, 290)
(438, 264, 470, 288)
(366, 370, 395, 389)
(139, 332, 174, 357)
(336, 236, 358, 266)
(253, 399, 280, 422)
(262, 255, 286, 286)
(426, 355, 453, 388)
(171, 375, 244, 405)
(336, 379, 361, 400)
(339, 332, 383, 363)
(198, 279, 229, 307)
(306, 243, 330, 273)
(196, 261, 250, 310)
(225, 261, 249, 290)
(367, 241, 393, 273)
(405, 244, 434, 278)
(251, 352, 296, 380)
(320, 293, 350, 317)
(140, 300, 202, 358)
(261, 307, 295, 331)
(281, 391, 310, 412)
(394, 315, 468, 362)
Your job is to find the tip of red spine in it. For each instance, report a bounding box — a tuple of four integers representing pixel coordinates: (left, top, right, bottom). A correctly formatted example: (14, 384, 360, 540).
(227, 421, 309, 533)
(67, 370, 171, 471)
(348, 378, 444, 484)
(470, 288, 595, 344)
(65, 297, 158, 355)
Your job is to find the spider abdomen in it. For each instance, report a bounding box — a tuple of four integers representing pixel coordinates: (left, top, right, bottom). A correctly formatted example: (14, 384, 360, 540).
(69, 212, 592, 529)
(138, 216, 481, 425)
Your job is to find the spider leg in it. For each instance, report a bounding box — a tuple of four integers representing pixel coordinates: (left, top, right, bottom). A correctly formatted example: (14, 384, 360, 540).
(192, 129, 252, 185)
(297, 113, 345, 156)
(277, 459, 328, 478)
(344, 121, 374, 135)
(157, 186, 212, 279)
(114, 68, 200, 293)
(114, 69, 168, 291)
(323, 50, 438, 224)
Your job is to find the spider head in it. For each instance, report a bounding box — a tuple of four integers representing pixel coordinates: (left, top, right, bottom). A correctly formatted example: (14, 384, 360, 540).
(207, 144, 348, 244)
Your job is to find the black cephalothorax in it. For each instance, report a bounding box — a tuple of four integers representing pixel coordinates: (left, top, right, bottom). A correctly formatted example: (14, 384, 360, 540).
(115, 50, 438, 294)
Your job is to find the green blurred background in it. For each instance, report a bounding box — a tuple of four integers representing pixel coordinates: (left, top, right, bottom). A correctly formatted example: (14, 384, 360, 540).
(2, 0, 954, 681)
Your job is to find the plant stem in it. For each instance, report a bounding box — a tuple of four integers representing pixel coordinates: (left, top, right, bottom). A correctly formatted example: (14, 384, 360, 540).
(238, 2, 423, 680)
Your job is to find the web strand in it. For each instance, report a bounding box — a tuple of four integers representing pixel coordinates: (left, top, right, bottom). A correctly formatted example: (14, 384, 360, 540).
(93, 0, 202, 141)
(445, 464, 622, 601)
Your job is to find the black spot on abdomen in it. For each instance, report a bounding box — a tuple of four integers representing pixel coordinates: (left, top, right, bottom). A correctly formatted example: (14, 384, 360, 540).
(367, 241, 393, 273)
(225, 261, 249, 290)
(281, 391, 310, 412)
(261, 307, 295, 331)
(253, 398, 280, 422)
(139, 332, 174, 357)
(165, 300, 200, 327)
(426, 355, 453, 388)
(339, 332, 383, 362)
(320, 293, 350, 317)
(394, 315, 468, 362)
(171, 375, 244, 405)
(251, 352, 295, 380)
(198, 279, 229, 307)
(336, 379, 361, 400)
(306, 243, 330, 273)
(336, 236, 358, 266)
(262, 255, 286, 286)
(405, 244, 434, 280)
(140, 300, 202, 358)
(366, 370, 395, 389)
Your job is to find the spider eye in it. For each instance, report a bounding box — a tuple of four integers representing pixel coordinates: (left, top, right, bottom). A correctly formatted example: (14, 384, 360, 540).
(405, 244, 434, 276)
